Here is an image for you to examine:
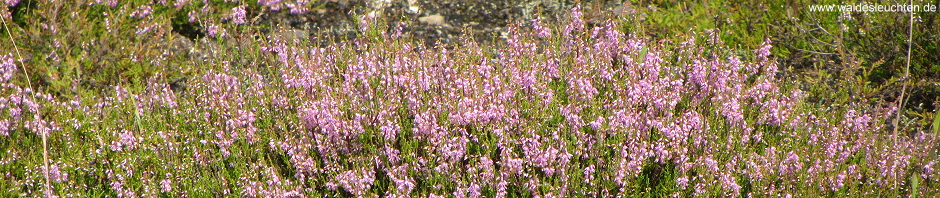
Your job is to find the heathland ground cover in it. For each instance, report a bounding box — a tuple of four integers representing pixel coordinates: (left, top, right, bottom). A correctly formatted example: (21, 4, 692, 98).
(1, 0, 939, 197)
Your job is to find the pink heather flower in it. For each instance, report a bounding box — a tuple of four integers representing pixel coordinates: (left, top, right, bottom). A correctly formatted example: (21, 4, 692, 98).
(516, 69, 538, 92)
(720, 172, 741, 195)
(9, 106, 22, 120)
(521, 135, 547, 166)
(0, 119, 9, 136)
(923, 161, 936, 179)
(288, 2, 308, 14)
(568, 77, 598, 101)
(285, 0, 310, 14)
(1, 53, 16, 82)
(831, 172, 846, 191)
(335, 169, 375, 196)
(842, 109, 873, 133)
(616, 143, 649, 186)
(754, 38, 773, 61)
(589, 117, 604, 131)
(694, 183, 707, 196)
(780, 151, 801, 176)
(583, 165, 595, 184)
(688, 59, 708, 89)
(281, 190, 304, 198)
(720, 97, 745, 129)
(560, 105, 584, 127)
(468, 183, 482, 198)
(111, 179, 136, 198)
(439, 131, 469, 163)
(231, 5, 247, 25)
(174, 0, 189, 7)
(532, 16, 551, 38)
(676, 176, 689, 188)
(503, 157, 525, 174)
(564, 6, 584, 36)
(130, 5, 153, 18)
(544, 58, 560, 78)
(109, 130, 138, 151)
(387, 165, 414, 194)
(652, 141, 671, 164)
(380, 118, 400, 142)
(385, 145, 401, 165)
(477, 156, 496, 181)
(0, 7, 9, 20)
(207, 24, 220, 38)
(44, 164, 65, 183)
(701, 156, 719, 174)
(413, 110, 438, 139)
(258, 0, 280, 7)
(160, 179, 172, 193)
(144, 76, 178, 109)
(188, 10, 198, 22)
(242, 181, 260, 197)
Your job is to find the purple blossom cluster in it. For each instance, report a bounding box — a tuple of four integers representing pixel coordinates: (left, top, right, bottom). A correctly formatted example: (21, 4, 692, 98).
(0, 0, 20, 19)
(218, 8, 940, 196)
(129, 5, 153, 18)
(229, 5, 248, 25)
(256, 0, 310, 14)
(0, 55, 62, 138)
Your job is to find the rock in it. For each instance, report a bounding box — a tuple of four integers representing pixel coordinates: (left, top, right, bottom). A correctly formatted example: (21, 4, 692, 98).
(169, 33, 194, 58)
(277, 29, 308, 41)
(169, 77, 188, 93)
(194, 37, 222, 61)
(407, 0, 421, 14)
(252, 0, 579, 47)
(418, 14, 446, 26)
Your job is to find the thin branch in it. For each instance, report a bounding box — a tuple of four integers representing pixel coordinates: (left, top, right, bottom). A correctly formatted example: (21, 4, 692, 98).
(814, 24, 837, 38)
(894, 1, 915, 143)
(792, 48, 839, 56)
(892, 0, 915, 192)
(2, 13, 52, 196)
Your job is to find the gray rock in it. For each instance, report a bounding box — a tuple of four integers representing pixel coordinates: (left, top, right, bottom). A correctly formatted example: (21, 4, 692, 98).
(418, 14, 447, 26)
(169, 33, 194, 58)
(277, 29, 309, 41)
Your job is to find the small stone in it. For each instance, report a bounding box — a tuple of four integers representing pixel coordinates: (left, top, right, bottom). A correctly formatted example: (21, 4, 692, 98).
(407, 0, 421, 14)
(169, 33, 194, 57)
(418, 14, 446, 26)
(278, 29, 308, 41)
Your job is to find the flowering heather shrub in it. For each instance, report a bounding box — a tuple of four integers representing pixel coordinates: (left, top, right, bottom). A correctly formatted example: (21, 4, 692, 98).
(0, 1, 938, 197)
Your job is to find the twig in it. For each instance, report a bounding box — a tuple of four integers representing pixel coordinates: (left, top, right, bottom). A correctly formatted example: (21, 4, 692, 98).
(2, 13, 52, 196)
(814, 24, 837, 38)
(892, 0, 915, 192)
(805, 26, 838, 48)
(792, 48, 839, 56)
(894, 1, 915, 144)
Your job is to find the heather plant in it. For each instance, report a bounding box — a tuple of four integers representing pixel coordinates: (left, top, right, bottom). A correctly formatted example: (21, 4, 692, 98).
(1, 0, 939, 197)
(628, 0, 939, 132)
